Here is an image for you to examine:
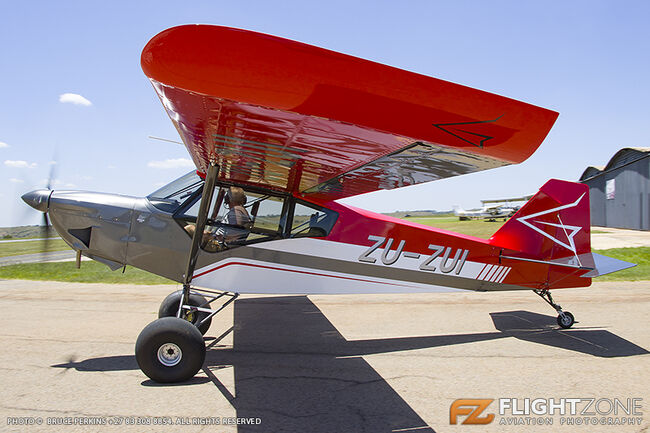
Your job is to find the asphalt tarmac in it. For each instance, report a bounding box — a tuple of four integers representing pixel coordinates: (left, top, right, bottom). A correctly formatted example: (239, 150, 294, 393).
(0, 279, 648, 432)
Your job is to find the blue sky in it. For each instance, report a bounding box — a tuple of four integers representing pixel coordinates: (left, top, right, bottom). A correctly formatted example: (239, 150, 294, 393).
(1, 1, 649, 227)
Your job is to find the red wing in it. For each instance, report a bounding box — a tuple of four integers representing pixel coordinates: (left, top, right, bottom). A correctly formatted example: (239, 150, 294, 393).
(142, 25, 558, 201)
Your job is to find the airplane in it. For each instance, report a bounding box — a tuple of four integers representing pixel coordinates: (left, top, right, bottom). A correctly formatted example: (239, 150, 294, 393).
(21, 25, 635, 383)
(480, 195, 534, 220)
(453, 204, 512, 221)
(452, 205, 487, 221)
(454, 195, 533, 221)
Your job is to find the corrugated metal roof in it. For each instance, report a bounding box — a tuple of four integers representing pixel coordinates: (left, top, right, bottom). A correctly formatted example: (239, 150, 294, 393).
(604, 147, 650, 171)
(579, 166, 605, 181)
(580, 148, 649, 181)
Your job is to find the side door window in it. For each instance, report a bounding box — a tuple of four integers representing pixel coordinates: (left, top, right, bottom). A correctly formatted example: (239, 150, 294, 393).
(290, 202, 338, 238)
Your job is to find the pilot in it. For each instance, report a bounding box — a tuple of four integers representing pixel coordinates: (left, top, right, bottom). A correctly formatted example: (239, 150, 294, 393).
(184, 186, 252, 252)
(215, 186, 252, 243)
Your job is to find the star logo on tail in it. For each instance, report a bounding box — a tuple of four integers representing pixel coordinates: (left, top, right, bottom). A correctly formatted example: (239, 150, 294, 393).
(516, 193, 585, 254)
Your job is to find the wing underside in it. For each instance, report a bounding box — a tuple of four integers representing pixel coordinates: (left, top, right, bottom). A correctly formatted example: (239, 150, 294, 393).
(143, 25, 558, 201)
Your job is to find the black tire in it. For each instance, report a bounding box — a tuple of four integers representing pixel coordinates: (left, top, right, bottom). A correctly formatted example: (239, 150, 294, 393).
(135, 317, 206, 383)
(158, 291, 212, 335)
(557, 311, 575, 329)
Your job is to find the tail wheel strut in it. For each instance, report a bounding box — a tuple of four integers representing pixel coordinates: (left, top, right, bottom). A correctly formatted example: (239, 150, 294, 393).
(533, 289, 575, 329)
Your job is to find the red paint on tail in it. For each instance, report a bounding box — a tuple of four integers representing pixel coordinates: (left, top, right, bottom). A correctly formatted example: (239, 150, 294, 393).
(489, 179, 591, 261)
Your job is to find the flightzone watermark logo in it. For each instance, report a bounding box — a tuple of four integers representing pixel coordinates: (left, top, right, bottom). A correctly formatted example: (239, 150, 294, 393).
(450, 398, 643, 426)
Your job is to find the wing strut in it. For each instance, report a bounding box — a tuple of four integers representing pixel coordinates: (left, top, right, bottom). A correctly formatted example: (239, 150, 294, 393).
(178, 162, 220, 317)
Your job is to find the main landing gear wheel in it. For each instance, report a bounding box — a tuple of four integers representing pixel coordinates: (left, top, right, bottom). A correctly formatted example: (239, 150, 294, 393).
(135, 317, 206, 383)
(557, 311, 575, 329)
(158, 290, 212, 335)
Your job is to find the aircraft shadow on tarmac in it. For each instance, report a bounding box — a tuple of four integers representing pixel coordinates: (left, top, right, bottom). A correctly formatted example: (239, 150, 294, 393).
(52, 296, 648, 433)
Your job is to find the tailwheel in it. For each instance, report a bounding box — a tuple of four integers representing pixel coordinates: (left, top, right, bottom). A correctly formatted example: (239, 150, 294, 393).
(158, 290, 212, 335)
(557, 311, 575, 329)
(135, 317, 206, 383)
(533, 289, 576, 329)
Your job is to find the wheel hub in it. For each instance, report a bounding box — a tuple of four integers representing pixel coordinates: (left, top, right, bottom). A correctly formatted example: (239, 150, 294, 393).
(157, 343, 182, 367)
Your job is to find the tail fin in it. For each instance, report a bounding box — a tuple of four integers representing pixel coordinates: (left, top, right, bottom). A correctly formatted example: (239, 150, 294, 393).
(489, 179, 590, 261)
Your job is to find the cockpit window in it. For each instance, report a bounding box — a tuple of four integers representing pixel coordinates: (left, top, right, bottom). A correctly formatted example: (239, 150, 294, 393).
(166, 179, 337, 253)
(147, 170, 202, 213)
(177, 185, 287, 253)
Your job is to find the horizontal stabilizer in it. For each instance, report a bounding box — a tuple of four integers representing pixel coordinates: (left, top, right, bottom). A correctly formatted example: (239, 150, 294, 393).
(580, 253, 636, 278)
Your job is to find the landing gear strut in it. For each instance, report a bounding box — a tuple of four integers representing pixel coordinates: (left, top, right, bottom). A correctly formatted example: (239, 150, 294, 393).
(158, 290, 213, 335)
(533, 289, 575, 329)
(158, 289, 239, 335)
(135, 162, 240, 383)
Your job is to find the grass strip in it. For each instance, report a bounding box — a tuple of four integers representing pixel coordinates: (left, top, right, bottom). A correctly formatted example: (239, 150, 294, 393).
(592, 247, 650, 281)
(0, 261, 174, 285)
(0, 239, 70, 258)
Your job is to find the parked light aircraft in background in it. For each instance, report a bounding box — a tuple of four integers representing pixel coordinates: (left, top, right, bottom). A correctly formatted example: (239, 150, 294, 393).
(454, 195, 533, 221)
(453, 204, 513, 221)
(22, 25, 635, 383)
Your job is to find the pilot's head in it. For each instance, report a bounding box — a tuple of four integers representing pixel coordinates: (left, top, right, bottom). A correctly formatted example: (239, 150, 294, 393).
(225, 186, 247, 207)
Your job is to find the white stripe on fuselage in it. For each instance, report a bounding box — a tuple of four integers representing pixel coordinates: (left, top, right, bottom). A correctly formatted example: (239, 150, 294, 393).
(192, 238, 503, 295)
(192, 256, 466, 295)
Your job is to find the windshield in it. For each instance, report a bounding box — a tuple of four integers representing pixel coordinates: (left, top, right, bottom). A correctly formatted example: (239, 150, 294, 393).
(147, 170, 202, 213)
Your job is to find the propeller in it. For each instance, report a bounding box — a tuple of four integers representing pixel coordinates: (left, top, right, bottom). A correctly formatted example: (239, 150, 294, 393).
(42, 161, 56, 243)
(21, 159, 57, 262)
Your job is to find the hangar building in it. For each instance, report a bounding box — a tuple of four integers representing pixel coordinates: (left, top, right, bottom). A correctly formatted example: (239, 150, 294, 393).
(579, 147, 650, 230)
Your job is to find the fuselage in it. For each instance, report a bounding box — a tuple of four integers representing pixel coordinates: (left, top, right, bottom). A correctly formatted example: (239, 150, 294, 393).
(23, 175, 592, 295)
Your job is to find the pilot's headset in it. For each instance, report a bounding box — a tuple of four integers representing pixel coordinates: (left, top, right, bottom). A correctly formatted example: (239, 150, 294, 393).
(225, 187, 247, 207)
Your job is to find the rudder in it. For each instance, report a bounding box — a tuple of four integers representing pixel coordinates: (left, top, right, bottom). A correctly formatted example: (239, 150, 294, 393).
(489, 179, 590, 261)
